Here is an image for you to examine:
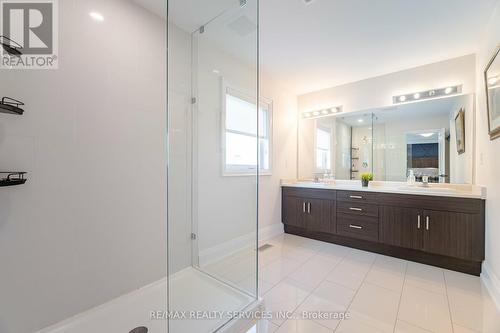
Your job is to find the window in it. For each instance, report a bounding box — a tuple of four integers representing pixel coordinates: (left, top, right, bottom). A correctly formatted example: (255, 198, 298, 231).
(316, 127, 331, 171)
(223, 87, 272, 175)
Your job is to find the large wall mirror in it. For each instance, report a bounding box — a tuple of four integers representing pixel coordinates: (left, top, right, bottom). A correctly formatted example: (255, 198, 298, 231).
(298, 94, 475, 184)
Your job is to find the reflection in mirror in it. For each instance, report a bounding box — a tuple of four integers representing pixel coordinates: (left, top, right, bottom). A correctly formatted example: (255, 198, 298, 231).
(298, 112, 373, 181)
(298, 94, 474, 184)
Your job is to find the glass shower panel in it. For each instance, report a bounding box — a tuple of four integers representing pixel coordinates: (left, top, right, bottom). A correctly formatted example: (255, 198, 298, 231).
(192, 0, 258, 296)
(168, 0, 258, 332)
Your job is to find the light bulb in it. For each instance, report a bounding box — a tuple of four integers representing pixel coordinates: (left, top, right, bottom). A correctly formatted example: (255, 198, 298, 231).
(399, 95, 407, 102)
(89, 12, 104, 21)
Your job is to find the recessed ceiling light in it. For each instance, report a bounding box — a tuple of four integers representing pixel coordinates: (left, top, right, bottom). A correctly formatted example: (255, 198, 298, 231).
(488, 76, 499, 86)
(444, 87, 453, 94)
(420, 133, 434, 138)
(89, 12, 104, 22)
(358, 119, 364, 123)
(413, 93, 421, 99)
(399, 95, 407, 102)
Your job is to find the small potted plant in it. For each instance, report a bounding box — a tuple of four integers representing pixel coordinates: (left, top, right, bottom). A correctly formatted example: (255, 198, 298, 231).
(361, 172, 373, 187)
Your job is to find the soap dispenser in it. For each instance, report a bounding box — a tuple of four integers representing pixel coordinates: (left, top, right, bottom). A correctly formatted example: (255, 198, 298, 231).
(407, 170, 416, 185)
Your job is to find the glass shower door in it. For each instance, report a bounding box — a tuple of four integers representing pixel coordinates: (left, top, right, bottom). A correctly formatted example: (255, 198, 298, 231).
(168, 0, 259, 332)
(191, 0, 258, 297)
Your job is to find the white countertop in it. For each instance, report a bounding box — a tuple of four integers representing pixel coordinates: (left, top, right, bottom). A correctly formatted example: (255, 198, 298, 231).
(281, 180, 486, 199)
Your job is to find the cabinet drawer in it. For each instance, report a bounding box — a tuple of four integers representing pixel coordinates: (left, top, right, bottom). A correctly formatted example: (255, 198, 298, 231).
(337, 214, 379, 242)
(283, 187, 336, 200)
(337, 190, 378, 204)
(337, 201, 379, 217)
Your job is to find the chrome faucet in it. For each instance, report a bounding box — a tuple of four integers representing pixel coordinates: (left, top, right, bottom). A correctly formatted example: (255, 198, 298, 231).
(313, 173, 323, 183)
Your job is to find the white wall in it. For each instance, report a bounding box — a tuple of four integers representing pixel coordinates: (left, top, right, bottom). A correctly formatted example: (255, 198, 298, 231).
(476, 0, 500, 308)
(298, 55, 476, 115)
(168, 23, 193, 274)
(259, 76, 297, 235)
(0, 1, 167, 332)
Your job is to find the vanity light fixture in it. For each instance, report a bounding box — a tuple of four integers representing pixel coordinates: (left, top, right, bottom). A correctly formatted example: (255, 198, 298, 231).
(302, 106, 342, 119)
(393, 85, 462, 104)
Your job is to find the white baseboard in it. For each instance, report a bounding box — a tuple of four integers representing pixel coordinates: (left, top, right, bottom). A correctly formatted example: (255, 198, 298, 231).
(259, 223, 284, 242)
(199, 224, 284, 267)
(481, 262, 500, 311)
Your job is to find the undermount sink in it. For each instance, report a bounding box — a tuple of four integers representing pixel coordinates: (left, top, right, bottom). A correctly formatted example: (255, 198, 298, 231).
(397, 185, 457, 193)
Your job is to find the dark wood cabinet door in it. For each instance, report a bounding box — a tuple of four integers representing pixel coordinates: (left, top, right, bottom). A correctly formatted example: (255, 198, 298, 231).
(282, 196, 304, 228)
(423, 210, 482, 261)
(304, 198, 333, 233)
(380, 206, 423, 250)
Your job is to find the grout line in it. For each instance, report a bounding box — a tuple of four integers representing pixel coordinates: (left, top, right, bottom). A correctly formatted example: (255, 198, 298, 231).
(443, 271, 456, 333)
(292, 251, 351, 331)
(397, 319, 434, 333)
(400, 267, 453, 333)
(333, 252, 378, 332)
(393, 260, 409, 333)
(267, 241, 352, 331)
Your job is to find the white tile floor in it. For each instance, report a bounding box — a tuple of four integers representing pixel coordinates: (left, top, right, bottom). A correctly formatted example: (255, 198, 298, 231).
(244, 234, 500, 333)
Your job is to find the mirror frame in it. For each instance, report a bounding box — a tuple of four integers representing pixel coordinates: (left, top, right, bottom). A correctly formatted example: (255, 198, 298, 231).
(484, 45, 500, 140)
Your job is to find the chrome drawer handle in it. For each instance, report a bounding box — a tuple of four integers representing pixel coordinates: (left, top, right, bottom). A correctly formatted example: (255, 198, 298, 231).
(349, 207, 363, 211)
(349, 224, 363, 230)
(350, 195, 363, 199)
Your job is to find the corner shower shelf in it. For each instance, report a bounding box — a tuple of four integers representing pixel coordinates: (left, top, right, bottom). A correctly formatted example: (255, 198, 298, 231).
(0, 97, 24, 115)
(0, 172, 27, 187)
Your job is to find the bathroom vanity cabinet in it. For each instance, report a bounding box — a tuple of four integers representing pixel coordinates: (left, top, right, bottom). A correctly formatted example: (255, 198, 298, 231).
(282, 186, 485, 275)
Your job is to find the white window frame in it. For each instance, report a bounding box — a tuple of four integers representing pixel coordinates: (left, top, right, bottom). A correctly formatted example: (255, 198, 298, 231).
(221, 82, 273, 176)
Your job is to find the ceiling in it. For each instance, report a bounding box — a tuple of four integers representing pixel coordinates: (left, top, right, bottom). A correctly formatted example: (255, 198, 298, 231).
(136, 0, 498, 95)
